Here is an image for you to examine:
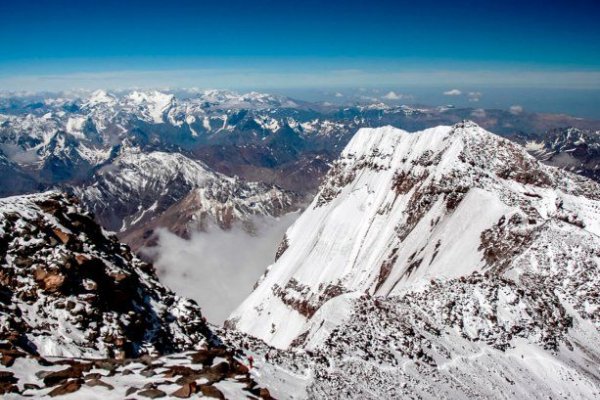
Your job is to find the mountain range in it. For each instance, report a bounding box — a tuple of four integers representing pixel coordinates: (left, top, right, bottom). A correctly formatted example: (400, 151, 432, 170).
(2, 89, 600, 254)
(1, 89, 600, 398)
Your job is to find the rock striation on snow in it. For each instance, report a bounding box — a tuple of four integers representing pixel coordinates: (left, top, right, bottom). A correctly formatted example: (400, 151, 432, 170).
(224, 121, 600, 399)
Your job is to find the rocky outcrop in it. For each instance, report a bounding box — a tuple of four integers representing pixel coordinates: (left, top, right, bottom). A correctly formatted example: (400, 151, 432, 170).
(0, 191, 214, 358)
(0, 342, 274, 399)
(0, 191, 275, 398)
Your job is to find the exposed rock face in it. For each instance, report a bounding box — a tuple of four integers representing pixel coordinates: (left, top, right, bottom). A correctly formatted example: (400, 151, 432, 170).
(527, 127, 600, 183)
(224, 122, 600, 399)
(0, 191, 214, 358)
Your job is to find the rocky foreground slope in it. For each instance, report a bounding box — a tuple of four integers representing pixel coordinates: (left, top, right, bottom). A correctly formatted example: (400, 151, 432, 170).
(225, 121, 600, 398)
(0, 192, 273, 398)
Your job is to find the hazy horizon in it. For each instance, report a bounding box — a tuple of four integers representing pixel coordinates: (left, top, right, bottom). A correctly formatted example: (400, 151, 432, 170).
(3, 0, 599, 118)
(2, 85, 600, 120)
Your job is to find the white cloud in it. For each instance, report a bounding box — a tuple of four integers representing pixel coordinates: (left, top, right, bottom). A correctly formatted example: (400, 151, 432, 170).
(443, 89, 462, 96)
(334, 92, 344, 97)
(382, 91, 401, 100)
(509, 105, 524, 114)
(468, 91, 482, 102)
(359, 95, 379, 102)
(143, 214, 298, 324)
(470, 108, 486, 118)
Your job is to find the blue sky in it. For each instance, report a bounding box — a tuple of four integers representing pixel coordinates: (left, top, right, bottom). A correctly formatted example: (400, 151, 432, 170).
(1, 0, 600, 90)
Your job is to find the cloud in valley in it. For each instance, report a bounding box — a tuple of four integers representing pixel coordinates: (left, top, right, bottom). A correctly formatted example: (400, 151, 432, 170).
(143, 214, 298, 324)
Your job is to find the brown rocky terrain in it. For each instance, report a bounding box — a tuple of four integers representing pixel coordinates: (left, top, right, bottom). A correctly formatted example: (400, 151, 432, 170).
(0, 191, 274, 398)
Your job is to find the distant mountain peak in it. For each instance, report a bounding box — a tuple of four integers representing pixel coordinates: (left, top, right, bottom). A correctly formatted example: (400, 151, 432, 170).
(83, 89, 117, 108)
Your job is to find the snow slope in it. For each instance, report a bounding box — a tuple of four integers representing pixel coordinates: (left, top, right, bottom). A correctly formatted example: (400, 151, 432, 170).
(224, 121, 600, 398)
(229, 121, 600, 347)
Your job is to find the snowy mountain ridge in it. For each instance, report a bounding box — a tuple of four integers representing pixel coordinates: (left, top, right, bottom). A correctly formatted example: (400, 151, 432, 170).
(73, 146, 297, 250)
(229, 121, 599, 347)
(218, 121, 600, 398)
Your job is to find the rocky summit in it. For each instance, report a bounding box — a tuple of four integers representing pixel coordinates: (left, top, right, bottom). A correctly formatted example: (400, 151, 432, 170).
(0, 191, 272, 398)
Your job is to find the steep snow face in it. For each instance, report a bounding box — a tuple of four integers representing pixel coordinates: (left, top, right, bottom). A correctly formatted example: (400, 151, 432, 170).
(0, 192, 214, 358)
(228, 121, 600, 349)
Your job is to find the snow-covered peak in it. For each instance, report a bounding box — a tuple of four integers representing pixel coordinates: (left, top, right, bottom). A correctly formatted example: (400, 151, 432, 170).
(83, 89, 117, 108)
(74, 149, 296, 246)
(111, 148, 215, 184)
(127, 90, 174, 105)
(125, 90, 175, 123)
(228, 121, 600, 349)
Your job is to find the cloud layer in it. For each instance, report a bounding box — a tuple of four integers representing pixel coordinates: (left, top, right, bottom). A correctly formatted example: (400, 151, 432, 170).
(144, 215, 298, 324)
(443, 89, 462, 96)
(1, 68, 599, 92)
